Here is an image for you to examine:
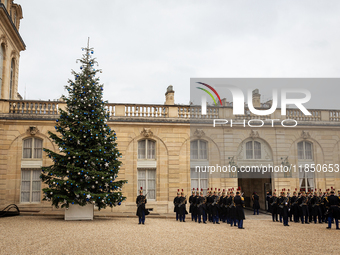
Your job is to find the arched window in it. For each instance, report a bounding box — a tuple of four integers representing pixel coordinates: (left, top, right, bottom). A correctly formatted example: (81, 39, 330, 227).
(0, 44, 4, 99)
(190, 140, 207, 160)
(297, 141, 312, 160)
(138, 139, 155, 159)
(9, 58, 14, 99)
(246, 141, 261, 159)
(23, 138, 43, 159)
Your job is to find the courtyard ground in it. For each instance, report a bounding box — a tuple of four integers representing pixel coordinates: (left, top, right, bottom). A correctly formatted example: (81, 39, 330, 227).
(0, 211, 339, 255)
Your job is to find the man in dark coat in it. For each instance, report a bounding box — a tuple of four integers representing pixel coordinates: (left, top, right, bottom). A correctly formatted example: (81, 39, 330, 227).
(266, 191, 272, 212)
(228, 191, 237, 227)
(178, 191, 187, 222)
(211, 189, 220, 224)
(298, 191, 309, 224)
(252, 192, 260, 215)
(173, 189, 181, 221)
(311, 191, 322, 224)
(290, 191, 300, 223)
(197, 189, 207, 224)
(279, 192, 290, 226)
(206, 188, 213, 222)
(234, 191, 245, 229)
(219, 189, 227, 222)
(325, 190, 340, 229)
(269, 192, 279, 222)
(136, 187, 147, 224)
(189, 189, 197, 222)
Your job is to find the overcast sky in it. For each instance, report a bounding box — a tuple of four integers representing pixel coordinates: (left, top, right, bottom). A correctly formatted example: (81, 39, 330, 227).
(16, 0, 340, 106)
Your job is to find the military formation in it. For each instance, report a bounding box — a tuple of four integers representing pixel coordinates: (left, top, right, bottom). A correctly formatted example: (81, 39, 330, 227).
(267, 188, 340, 229)
(174, 187, 246, 229)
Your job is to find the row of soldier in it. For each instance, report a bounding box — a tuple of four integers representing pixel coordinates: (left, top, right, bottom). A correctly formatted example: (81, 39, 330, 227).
(173, 188, 246, 229)
(267, 188, 340, 229)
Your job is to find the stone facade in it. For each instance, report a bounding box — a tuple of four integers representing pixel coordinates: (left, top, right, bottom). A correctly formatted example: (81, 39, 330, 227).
(0, 1, 339, 214)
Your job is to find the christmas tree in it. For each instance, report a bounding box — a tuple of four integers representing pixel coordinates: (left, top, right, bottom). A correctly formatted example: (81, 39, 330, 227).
(41, 42, 127, 210)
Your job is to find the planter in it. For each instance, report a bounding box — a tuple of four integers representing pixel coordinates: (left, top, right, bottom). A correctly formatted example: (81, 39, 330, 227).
(65, 203, 94, 221)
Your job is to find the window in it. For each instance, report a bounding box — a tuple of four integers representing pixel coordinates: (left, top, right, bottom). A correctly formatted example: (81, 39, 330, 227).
(190, 140, 207, 160)
(246, 141, 261, 159)
(9, 59, 14, 99)
(138, 169, 156, 200)
(297, 141, 312, 160)
(21, 169, 41, 203)
(138, 139, 155, 159)
(299, 167, 314, 191)
(23, 138, 43, 159)
(190, 168, 208, 195)
(0, 44, 4, 99)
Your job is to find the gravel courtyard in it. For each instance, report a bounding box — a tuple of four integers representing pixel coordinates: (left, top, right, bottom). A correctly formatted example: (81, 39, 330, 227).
(1, 213, 339, 255)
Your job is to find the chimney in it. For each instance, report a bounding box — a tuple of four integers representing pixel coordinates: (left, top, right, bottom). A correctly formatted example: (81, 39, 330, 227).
(252, 89, 261, 108)
(165, 85, 175, 105)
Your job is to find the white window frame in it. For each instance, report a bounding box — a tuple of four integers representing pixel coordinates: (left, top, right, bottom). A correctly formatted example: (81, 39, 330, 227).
(299, 166, 315, 192)
(190, 140, 208, 160)
(20, 168, 41, 204)
(246, 140, 261, 159)
(23, 137, 43, 159)
(137, 169, 156, 200)
(297, 141, 313, 160)
(138, 139, 156, 160)
(190, 168, 208, 196)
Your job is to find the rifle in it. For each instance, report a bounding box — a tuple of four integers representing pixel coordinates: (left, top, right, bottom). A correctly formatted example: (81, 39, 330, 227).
(178, 195, 187, 207)
(212, 196, 220, 206)
(137, 192, 148, 208)
(270, 197, 277, 206)
(197, 197, 206, 208)
(228, 197, 236, 208)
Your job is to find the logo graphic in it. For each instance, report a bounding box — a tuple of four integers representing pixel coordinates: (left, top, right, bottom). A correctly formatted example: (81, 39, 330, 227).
(196, 82, 222, 115)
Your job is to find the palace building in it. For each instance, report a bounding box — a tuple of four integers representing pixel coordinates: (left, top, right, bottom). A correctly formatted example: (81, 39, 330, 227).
(1, 1, 340, 213)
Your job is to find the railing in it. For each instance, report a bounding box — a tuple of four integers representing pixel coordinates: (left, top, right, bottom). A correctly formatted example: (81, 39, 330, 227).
(1, 100, 340, 123)
(9, 101, 59, 115)
(286, 109, 321, 121)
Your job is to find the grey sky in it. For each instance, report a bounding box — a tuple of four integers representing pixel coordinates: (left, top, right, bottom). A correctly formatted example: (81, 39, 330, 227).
(16, 0, 340, 105)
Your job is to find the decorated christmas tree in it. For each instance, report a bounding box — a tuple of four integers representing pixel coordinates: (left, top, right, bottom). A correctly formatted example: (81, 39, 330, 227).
(41, 42, 127, 210)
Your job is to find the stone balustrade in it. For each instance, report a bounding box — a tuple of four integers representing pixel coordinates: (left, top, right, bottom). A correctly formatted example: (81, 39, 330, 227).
(0, 99, 339, 123)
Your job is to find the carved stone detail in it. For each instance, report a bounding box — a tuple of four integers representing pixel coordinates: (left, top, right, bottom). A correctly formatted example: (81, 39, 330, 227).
(27, 126, 39, 136)
(141, 128, 153, 137)
(301, 131, 310, 139)
(193, 129, 205, 138)
(250, 130, 259, 139)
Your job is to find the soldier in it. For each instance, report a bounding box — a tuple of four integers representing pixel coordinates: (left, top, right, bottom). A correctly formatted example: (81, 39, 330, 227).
(178, 189, 187, 222)
(278, 190, 283, 223)
(136, 187, 147, 225)
(195, 188, 200, 222)
(234, 190, 245, 229)
(189, 188, 197, 222)
(311, 191, 322, 224)
(197, 189, 207, 224)
(269, 192, 279, 222)
(219, 189, 227, 223)
(228, 191, 237, 227)
(291, 190, 300, 223)
(173, 189, 180, 221)
(252, 192, 260, 215)
(325, 190, 340, 229)
(206, 188, 213, 222)
(298, 191, 309, 224)
(279, 192, 290, 226)
(266, 191, 272, 212)
(224, 189, 231, 224)
(211, 189, 220, 224)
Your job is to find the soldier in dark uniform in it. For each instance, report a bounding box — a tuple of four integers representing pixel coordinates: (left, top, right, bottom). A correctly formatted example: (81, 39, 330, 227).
(279, 192, 290, 226)
(173, 189, 180, 221)
(291, 190, 300, 223)
(266, 191, 272, 212)
(325, 190, 340, 229)
(219, 189, 227, 222)
(252, 192, 260, 215)
(269, 192, 278, 222)
(234, 191, 245, 229)
(211, 189, 220, 224)
(136, 187, 147, 224)
(228, 191, 237, 227)
(206, 188, 213, 222)
(195, 188, 200, 221)
(178, 190, 187, 222)
(298, 191, 309, 224)
(311, 191, 322, 224)
(189, 189, 197, 222)
(307, 191, 313, 223)
(197, 189, 207, 224)
(278, 191, 283, 223)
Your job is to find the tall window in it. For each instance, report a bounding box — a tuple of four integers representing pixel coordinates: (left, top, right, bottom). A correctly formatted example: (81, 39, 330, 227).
(138, 139, 155, 159)
(191, 168, 208, 195)
(21, 169, 41, 203)
(190, 140, 207, 160)
(23, 138, 43, 159)
(246, 141, 261, 159)
(0, 44, 4, 99)
(9, 58, 14, 99)
(138, 169, 156, 200)
(299, 167, 314, 191)
(297, 141, 313, 160)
